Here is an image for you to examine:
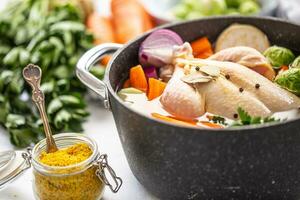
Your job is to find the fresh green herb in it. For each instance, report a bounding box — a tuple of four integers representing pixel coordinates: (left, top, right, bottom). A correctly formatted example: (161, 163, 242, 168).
(0, 0, 93, 147)
(232, 107, 279, 126)
(209, 115, 227, 125)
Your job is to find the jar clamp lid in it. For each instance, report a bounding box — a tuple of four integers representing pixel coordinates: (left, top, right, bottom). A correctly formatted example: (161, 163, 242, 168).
(0, 148, 31, 190)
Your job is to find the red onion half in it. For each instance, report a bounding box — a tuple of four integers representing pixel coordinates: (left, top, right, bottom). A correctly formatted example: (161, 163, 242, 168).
(143, 66, 158, 79)
(139, 29, 183, 67)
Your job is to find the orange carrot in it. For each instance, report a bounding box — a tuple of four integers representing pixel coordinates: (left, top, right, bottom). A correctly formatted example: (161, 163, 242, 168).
(86, 13, 115, 66)
(168, 116, 198, 125)
(195, 48, 213, 59)
(147, 78, 166, 100)
(111, 0, 154, 44)
(123, 79, 131, 88)
(86, 13, 115, 44)
(191, 37, 213, 57)
(151, 113, 196, 127)
(130, 65, 148, 92)
(278, 65, 289, 74)
(200, 121, 223, 129)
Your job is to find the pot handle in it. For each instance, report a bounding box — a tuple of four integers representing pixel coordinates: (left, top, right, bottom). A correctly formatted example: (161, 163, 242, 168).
(76, 43, 123, 108)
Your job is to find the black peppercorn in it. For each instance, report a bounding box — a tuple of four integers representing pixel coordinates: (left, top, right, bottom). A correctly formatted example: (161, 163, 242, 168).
(225, 74, 230, 79)
(195, 66, 200, 71)
(239, 88, 244, 93)
(233, 113, 238, 119)
(255, 84, 260, 89)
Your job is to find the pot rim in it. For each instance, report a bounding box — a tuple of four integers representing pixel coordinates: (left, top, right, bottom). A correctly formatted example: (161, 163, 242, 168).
(105, 15, 300, 133)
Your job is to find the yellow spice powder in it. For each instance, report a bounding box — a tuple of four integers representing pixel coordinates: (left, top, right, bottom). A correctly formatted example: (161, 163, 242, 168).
(39, 143, 92, 166)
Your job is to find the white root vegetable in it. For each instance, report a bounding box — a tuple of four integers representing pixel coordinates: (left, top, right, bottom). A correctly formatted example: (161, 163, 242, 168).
(215, 24, 270, 53)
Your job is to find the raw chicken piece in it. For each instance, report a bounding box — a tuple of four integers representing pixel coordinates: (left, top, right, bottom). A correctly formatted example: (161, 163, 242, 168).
(209, 46, 275, 80)
(160, 58, 300, 120)
(196, 77, 271, 119)
(160, 67, 205, 119)
(215, 62, 300, 112)
(159, 64, 174, 83)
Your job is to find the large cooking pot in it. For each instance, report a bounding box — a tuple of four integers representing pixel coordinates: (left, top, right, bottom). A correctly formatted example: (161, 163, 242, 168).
(76, 17, 300, 200)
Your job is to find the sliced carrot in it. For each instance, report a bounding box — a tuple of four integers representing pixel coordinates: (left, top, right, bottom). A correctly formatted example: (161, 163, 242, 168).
(278, 65, 289, 74)
(147, 78, 166, 100)
(151, 113, 196, 127)
(168, 116, 198, 125)
(130, 65, 148, 92)
(123, 79, 131, 88)
(191, 37, 213, 57)
(195, 48, 213, 59)
(200, 121, 224, 129)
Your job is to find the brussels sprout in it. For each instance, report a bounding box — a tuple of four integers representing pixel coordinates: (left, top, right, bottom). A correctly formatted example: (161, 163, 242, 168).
(263, 46, 295, 69)
(275, 68, 300, 96)
(239, 1, 260, 15)
(291, 56, 300, 68)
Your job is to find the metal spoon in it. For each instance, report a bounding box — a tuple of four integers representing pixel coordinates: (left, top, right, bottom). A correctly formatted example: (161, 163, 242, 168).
(23, 64, 58, 153)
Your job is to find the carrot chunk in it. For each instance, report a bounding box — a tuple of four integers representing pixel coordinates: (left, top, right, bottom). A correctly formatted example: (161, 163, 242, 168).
(123, 79, 131, 88)
(130, 65, 148, 92)
(191, 37, 213, 57)
(195, 48, 213, 59)
(147, 78, 166, 100)
(200, 121, 224, 129)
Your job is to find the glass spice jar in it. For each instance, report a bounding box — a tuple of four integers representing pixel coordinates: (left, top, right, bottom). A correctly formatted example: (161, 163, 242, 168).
(0, 133, 122, 200)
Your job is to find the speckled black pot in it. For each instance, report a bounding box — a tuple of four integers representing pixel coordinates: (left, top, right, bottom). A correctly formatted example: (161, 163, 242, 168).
(77, 17, 300, 200)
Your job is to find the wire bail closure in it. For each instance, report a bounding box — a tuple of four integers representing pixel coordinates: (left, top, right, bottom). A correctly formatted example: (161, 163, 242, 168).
(22, 147, 32, 170)
(95, 154, 123, 193)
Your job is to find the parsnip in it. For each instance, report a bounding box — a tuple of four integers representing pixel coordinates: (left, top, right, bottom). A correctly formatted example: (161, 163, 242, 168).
(215, 24, 270, 53)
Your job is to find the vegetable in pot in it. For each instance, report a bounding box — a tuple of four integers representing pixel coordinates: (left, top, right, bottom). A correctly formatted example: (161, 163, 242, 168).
(232, 107, 279, 126)
(143, 66, 158, 79)
(263, 46, 295, 69)
(139, 29, 183, 67)
(118, 87, 143, 100)
(291, 56, 300, 68)
(191, 37, 213, 58)
(129, 65, 148, 92)
(275, 68, 300, 96)
(215, 24, 270, 53)
(147, 78, 166, 100)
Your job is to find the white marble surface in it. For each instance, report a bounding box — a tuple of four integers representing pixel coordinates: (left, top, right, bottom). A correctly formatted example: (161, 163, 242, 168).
(0, 102, 157, 200)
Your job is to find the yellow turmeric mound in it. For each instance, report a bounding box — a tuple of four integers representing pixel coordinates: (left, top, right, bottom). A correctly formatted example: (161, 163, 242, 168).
(39, 143, 92, 167)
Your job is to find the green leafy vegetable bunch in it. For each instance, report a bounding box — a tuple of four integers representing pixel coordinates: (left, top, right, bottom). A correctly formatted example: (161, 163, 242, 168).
(0, 0, 93, 147)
